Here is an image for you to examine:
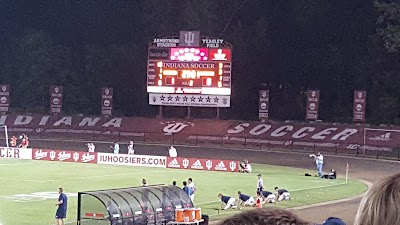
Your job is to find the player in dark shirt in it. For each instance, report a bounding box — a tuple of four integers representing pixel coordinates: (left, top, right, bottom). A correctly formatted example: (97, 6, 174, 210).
(322, 169, 337, 179)
(274, 187, 291, 202)
(261, 190, 276, 203)
(182, 181, 193, 197)
(55, 187, 68, 225)
(237, 191, 255, 207)
(218, 193, 237, 210)
(106, 200, 120, 225)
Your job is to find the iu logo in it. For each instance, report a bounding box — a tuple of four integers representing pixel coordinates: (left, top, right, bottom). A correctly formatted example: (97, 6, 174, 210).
(261, 91, 267, 98)
(180, 31, 199, 47)
(229, 161, 237, 171)
(357, 92, 363, 99)
(206, 160, 213, 170)
(1, 86, 6, 92)
(104, 88, 110, 95)
(182, 159, 189, 168)
(54, 87, 60, 93)
(163, 122, 190, 135)
(50, 151, 56, 160)
(311, 91, 316, 98)
(184, 32, 195, 46)
(73, 152, 80, 161)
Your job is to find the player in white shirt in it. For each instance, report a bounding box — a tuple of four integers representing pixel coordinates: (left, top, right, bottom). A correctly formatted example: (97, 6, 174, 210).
(239, 160, 252, 173)
(257, 174, 264, 193)
(168, 146, 177, 157)
(310, 152, 324, 177)
(127, 141, 135, 154)
(187, 178, 196, 202)
(86, 143, 95, 152)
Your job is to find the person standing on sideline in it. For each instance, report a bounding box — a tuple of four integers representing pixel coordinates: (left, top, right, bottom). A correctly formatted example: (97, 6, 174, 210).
(127, 141, 135, 154)
(10, 135, 17, 147)
(310, 152, 324, 177)
(182, 181, 193, 197)
(256, 174, 264, 193)
(187, 178, 196, 202)
(142, 179, 148, 187)
(110, 142, 119, 154)
(86, 143, 95, 152)
(168, 146, 177, 157)
(55, 187, 68, 225)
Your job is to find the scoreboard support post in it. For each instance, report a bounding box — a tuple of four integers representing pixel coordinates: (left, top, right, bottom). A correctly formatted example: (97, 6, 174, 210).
(186, 106, 191, 119)
(157, 105, 163, 118)
(216, 107, 220, 119)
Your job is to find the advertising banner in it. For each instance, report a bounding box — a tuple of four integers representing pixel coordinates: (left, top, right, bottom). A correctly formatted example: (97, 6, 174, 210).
(259, 90, 269, 121)
(166, 157, 239, 172)
(50, 86, 63, 114)
(149, 94, 230, 107)
(0, 85, 10, 113)
(353, 91, 366, 123)
(101, 87, 113, 116)
(306, 90, 320, 120)
(32, 149, 97, 163)
(97, 153, 167, 168)
(0, 147, 32, 159)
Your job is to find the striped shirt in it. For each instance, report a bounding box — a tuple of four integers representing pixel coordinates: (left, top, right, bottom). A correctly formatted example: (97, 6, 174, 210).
(257, 178, 264, 189)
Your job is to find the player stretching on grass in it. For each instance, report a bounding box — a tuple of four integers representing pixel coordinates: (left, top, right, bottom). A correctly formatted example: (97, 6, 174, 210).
(55, 187, 68, 225)
(275, 187, 291, 202)
(237, 191, 256, 208)
(218, 193, 237, 210)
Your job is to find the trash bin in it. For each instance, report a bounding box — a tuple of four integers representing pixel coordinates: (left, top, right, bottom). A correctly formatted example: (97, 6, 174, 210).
(200, 214, 209, 225)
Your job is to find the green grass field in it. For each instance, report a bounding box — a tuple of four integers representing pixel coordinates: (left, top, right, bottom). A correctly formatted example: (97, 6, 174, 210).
(0, 158, 367, 225)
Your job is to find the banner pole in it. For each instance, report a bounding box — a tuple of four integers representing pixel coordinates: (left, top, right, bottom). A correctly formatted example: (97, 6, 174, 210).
(345, 163, 349, 184)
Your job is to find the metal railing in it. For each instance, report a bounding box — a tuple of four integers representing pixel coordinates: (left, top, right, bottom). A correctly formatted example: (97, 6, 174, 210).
(1, 130, 399, 161)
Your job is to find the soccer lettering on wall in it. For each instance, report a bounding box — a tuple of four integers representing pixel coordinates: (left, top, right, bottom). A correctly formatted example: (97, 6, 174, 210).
(166, 157, 239, 172)
(0, 147, 32, 159)
(147, 31, 233, 108)
(32, 149, 97, 163)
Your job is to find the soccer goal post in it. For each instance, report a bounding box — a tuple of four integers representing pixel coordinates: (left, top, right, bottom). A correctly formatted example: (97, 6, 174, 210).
(0, 125, 9, 148)
(363, 127, 400, 151)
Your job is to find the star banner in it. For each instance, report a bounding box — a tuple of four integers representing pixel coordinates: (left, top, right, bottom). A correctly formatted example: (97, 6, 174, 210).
(149, 94, 230, 107)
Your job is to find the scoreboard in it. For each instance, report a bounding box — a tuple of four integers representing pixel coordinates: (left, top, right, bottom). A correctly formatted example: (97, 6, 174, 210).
(147, 31, 232, 108)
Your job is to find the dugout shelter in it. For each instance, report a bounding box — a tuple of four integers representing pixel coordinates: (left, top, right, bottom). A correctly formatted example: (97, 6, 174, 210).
(77, 184, 194, 225)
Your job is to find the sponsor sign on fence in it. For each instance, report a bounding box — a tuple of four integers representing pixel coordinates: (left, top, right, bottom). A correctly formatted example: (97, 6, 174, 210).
(97, 153, 167, 168)
(32, 149, 97, 163)
(166, 157, 239, 172)
(0, 147, 32, 159)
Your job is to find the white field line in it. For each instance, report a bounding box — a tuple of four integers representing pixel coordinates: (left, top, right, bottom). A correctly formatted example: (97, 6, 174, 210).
(0, 170, 163, 183)
(196, 182, 347, 209)
(0, 177, 53, 183)
(0, 162, 36, 166)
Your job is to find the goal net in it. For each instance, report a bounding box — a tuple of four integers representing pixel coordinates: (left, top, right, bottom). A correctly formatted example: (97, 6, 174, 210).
(0, 125, 9, 148)
(363, 128, 400, 150)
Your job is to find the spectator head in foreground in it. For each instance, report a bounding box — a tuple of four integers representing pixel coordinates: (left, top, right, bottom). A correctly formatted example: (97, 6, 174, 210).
(218, 207, 310, 225)
(318, 217, 346, 225)
(354, 172, 400, 225)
